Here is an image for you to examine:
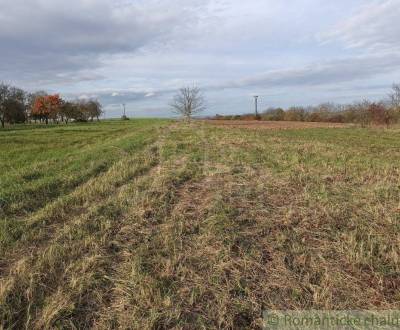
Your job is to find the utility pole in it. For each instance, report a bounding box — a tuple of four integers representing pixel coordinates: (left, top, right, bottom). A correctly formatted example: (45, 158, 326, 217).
(122, 103, 126, 117)
(254, 96, 259, 117)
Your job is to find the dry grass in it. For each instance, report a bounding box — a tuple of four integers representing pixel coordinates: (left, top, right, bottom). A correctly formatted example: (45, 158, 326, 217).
(1, 121, 399, 329)
(204, 120, 349, 130)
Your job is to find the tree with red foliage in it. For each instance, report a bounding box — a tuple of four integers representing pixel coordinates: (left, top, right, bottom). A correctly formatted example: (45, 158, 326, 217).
(31, 94, 63, 124)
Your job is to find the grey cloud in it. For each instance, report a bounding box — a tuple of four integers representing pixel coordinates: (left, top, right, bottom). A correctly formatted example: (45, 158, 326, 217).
(0, 0, 209, 85)
(71, 51, 400, 108)
(320, 0, 400, 50)
(217, 54, 400, 90)
(1, 0, 399, 115)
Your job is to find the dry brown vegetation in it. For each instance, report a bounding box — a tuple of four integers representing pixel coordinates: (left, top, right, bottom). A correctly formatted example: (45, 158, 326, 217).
(204, 120, 348, 130)
(213, 85, 400, 126)
(1, 120, 399, 328)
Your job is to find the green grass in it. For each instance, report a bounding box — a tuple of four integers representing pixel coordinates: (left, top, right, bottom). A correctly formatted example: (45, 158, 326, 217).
(0, 119, 170, 248)
(0, 120, 399, 329)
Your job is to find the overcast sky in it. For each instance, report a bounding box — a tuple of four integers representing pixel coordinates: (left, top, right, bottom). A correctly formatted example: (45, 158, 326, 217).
(1, 0, 399, 117)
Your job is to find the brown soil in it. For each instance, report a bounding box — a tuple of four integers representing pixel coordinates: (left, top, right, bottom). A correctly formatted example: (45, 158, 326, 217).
(203, 120, 349, 130)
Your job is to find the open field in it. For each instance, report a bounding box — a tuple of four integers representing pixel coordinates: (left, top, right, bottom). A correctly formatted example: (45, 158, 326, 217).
(1, 120, 400, 328)
(205, 120, 349, 130)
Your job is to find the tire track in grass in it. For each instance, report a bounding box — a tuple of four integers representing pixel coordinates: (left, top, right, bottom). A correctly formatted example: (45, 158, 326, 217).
(0, 143, 162, 329)
(91, 158, 196, 328)
(0, 123, 171, 263)
(88, 124, 195, 328)
(0, 127, 152, 217)
(27, 124, 190, 328)
(0, 123, 182, 329)
(0, 142, 159, 271)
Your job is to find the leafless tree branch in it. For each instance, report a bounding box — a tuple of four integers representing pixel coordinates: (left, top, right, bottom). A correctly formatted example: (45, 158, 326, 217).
(170, 86, 206, 121)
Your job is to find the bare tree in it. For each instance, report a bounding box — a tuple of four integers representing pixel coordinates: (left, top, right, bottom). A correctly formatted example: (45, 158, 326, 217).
(170, 86, 205, 121)
(389, 83, 400, 108)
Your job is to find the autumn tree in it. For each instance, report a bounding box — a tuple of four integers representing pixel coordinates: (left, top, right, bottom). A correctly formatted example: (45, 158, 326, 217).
(31, 94, 63, 124)
(27, 91, 47, 123)
(1, 85, 104, 126)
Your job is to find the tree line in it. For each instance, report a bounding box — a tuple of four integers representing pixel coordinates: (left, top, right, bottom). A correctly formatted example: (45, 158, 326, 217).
(214, 84, 400, 127)
(0, 83, 103, 128)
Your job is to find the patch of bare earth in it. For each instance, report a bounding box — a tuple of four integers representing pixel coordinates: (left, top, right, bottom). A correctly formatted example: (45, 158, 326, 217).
(203, 120, 348, 130)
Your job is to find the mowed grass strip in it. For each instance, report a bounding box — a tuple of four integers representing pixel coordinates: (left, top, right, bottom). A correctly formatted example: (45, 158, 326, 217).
(0, 119, 170, 249)
(1, 121, 399, 328)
